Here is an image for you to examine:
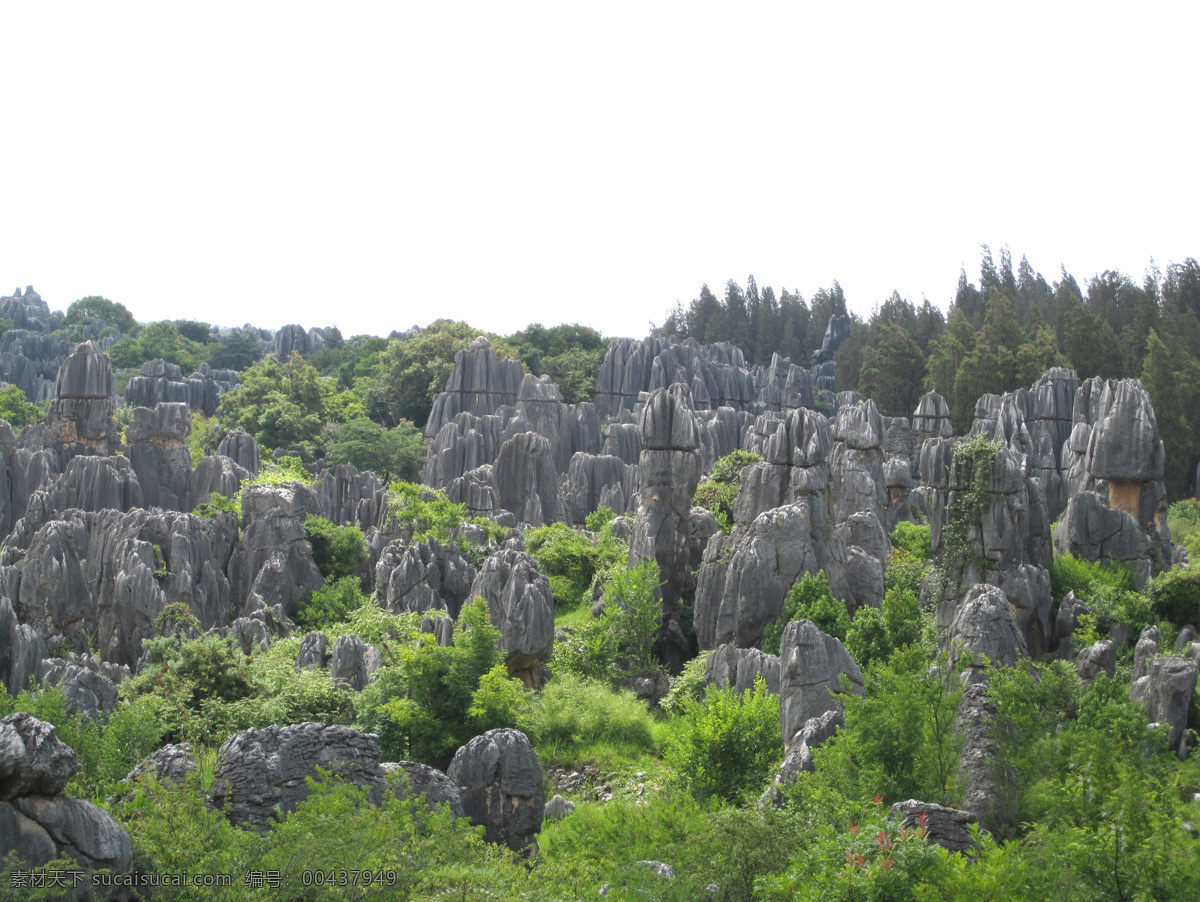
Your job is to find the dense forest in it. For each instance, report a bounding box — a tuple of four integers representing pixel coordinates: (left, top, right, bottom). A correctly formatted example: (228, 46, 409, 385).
(0, 252, 1198, 902)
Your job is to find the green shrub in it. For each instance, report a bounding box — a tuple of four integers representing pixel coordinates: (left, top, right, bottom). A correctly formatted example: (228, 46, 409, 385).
(303, 515, 368, 581)
(884, 548, 927, 596)
(1167, 498, 1200, 549)
(526, 522, 602, 610)
(1146, 566, 1200, 627)
(467, 664, 529, 734)
(601, 560, 664, 678)
(881, 586, 922, 650)
(846, 606, 892, 669)
(295, 576, 370, 631)
(666, 676, 781, 804)
(191, 490, 239, 521)
(890, 521, 932, 561)
(1048, 553, 1135, 604)
(521, 674, 657, 753)
(693, 450, 763, 533)
(584, 505, 617, 533)
(660, 650, 712, 715)
(763, 571, 849, 654)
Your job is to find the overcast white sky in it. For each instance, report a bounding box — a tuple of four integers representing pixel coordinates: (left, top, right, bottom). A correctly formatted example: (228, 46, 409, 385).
(3, 2, 1197, 340)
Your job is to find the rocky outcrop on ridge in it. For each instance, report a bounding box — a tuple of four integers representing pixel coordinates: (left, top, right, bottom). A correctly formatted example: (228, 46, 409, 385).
(425, 337, 525, 438)
(123, 359, 238, 417)
(228, 482, 323, 619)
(468, 550, 555, 686)
(374, 537, 477, 619)
(35, 654, 127, 722)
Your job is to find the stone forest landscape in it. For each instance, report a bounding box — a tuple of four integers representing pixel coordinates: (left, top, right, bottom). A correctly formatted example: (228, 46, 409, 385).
(1, 255, 1200, 900)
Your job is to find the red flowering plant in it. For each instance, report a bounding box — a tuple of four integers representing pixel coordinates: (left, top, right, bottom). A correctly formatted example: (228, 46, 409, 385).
(755, 811, 941, 902)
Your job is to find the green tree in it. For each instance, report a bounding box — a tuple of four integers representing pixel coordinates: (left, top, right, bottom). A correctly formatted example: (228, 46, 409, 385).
(857, 323, 925, 417)
(1140, 329, 1190, 498)
(0, 384, 43, 426)
(325, 416, 425, 482)
(64, 295, 137, 333)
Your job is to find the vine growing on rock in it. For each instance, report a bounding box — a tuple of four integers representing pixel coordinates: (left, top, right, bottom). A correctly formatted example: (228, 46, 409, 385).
(930, 435, 1000, 603)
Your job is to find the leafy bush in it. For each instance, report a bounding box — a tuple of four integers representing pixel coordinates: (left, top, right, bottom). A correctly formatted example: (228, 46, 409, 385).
(1167, 498, 1200, 551)
(584, 505, 617, 533)
(1146, 565, 1200, 627)
(191, 490, 239, 521)
(303, 514, 368, 581)
(666, 676, 781, 804)
(386, 481, 505, 553)
(295, 576, 370, 630)
(693, 450, 763, 532)
(1048, 552, 1135, 604)
(601, 560, 664, 678)
(521, 674, 657, 753)
(884, 548, 927, 596)
(526, 522, 604, 610)
(0, 384, 43, 426)
(659, 650, 712, 715)
(890, 521, 932, 561)
(881, 586, 923, 651)
(846, 606, 892, 669)
(763, 571, 849, 654)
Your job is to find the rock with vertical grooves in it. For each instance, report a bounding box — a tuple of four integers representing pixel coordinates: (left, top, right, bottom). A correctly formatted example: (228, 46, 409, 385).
(447, 728, 544, 852)
(228, 483, 324, 619)
(374, 538, 476, 620)
(0, 596, 45, 696)
(945, 584, 1028, 676)
(379, 761, 465, 817)
(493, 432, 565, 527)
(217, 428, 261, 476)
(957, 681, 1006, 834)
(425, 337, 525, 438)
(1075, 640, 1116, 683)
(469, 550, 554, 686)
(126, 402, 193, 511)
(703, 644, 781, 695)
(329, 634, 382, 691)
(778, 620, 864, 745)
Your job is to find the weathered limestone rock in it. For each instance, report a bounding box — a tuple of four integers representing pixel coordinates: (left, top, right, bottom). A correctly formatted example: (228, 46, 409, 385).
(703, 644, 781, 695)
(121, 743, 197, 789)
(778, 620, 863, 746)
(422, 411, 506, 490)
(311, 463, 384, 532)
(43, 341, 120, 461)
(563, 453, 639, 523)
(493, 431, 565, 527)
(447, 728, 544, 852)
(957, 681, 1007, 834)
(468, 550, 554, 686)
(295, 631, 330, 670)
(913, 391, 954, 439)
(945, 584, 1028, 676)
(0, 595, 44, 696)
(890, 800, 980, 853)
(329, 634, 382, 691)
(543, 794, 575, 819)
(1130, 651, 1199, 757)
(39, 454, 144, 515)
(425, 337, 525, 438)
(379, 761, 465, 817)
(1075, 640, 1116, 684)
(7, 795, 133, 887)
(374, 538, 476, 620)
(0, 713, 80, 800)
(210, 723, 384, 830)
(1054, 491, 1153, 586)
(629, 384, 702, 638)
(188, 454, 249, 511)
(228, 482, 324, 618)
(125, 402, 193, 511)
(217, 428, 260, 476)
(9, 508, 237, 667)
(1051, 591, 1088, 659)
(35, 655, 124, 722)
(769, 708, 844, 796)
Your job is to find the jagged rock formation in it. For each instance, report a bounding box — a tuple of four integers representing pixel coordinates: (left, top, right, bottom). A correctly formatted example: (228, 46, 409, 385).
(329, 635, 383, 691)
(628, 385, 703, 665)
(493, 431, 565, 527)
(1057, 377, 1173, 583)
(778, 620, 864, 746)
(0, 713, 132, 891)
(126, 402, 193, 511)
(123, 359, 237, 417)
(217, 428, 261, 476)
(760, 708, 844, 809)
(956, 681, 1007, 833)
(447, 728, 544, 853)
(703, 644, 781, 695)
(1129, 627, 1198, 758)
(210, 723, 385, 831)
(468, 550, 554, 686)
(121, 743, 197, 789)
(944, 584, 1028, 676)
(425, 338, 525, 438)
(1075, 639, 1116, 683)
(35, 654, 126, 722)
(379, 761, 465, 818)
(563, 453, 639, 523)
(3, 508, 237, 667)
(228, 483, 324, 618)
(0, 596, 43, 695)
(374, 537, 476, 619)
(295, 631, 330, 670)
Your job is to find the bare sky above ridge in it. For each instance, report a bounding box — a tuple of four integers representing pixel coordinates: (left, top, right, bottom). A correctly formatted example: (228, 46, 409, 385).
(3, 2, 1197, 340)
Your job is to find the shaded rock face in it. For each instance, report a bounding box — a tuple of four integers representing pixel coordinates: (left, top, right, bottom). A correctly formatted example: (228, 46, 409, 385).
(778, 620, 864, 746)
(1060, 377, 1173, 575)
(945, 584, 1028, 676)
(124, 358, 236, 417)
(423, 411, 506, 491)
(35, 655, 126, 722)
(1075, 640, 1116, 684)
(0, 595, 44, 696)
(374, 537, 476, 620)
(312, 463, 385, 533)
(957, 682, 1007, 834)
(188, 454, 249, 511)
(1129, 627, 1198, 757)
(563, 453, 639, 523)
(0, 714, 132, 889)
(468, 550, 554, 686)
(217, 428, 261, 476)
(126, 402, 193, 511)
(913, 391, 954, 439)
(1054, 491, 1153, 586)
(772, 709, 844, 791)
(447, 728, 544, 852)
(6, 508, 237, 668)
(704, 644, 781, 696)
(39, 454, 144, 515)
(379, 761, 465, 818)
(228, 483, 324, 618)
(493, 431, 565, 527)
(629, 384, 703, 627)
(121, 743, 197, 789)
(329, 635, 383, 691)
(426, 337, 525, 439)
(890, 800, 980, 854)
(210, 723, 384, 831)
